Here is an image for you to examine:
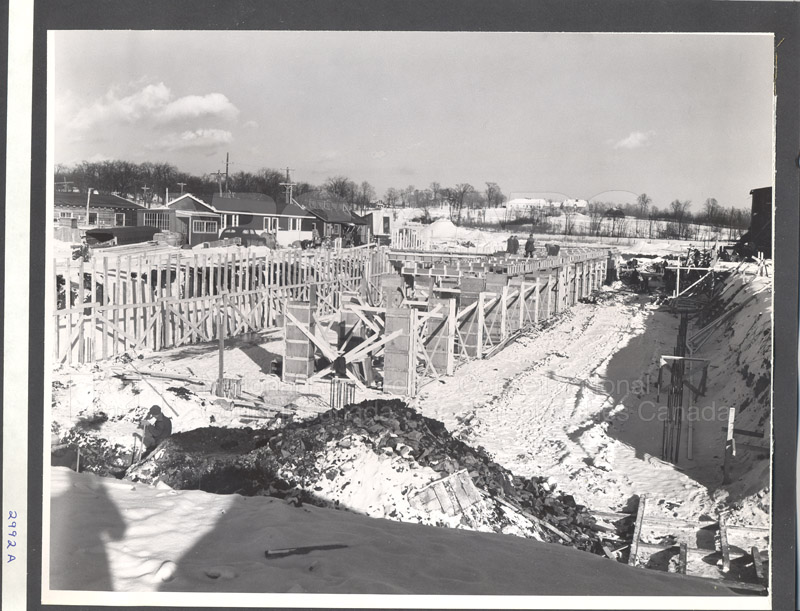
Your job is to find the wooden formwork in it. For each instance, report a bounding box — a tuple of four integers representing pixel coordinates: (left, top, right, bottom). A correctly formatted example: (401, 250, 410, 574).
(53, 245, 390, 364)
(279, 247, 607, 397)
(283, 299, 316, 384)
(383, 308, 417, 396)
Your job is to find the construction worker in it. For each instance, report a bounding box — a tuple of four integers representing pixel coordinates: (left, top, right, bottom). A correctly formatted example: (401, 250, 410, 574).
(524, 233, 536, 258)
(139, 405, 172, 458)
(506, 234, 519, 255)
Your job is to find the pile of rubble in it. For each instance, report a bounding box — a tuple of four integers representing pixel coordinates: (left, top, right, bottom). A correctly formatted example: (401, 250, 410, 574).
(127, 399, 604, 553)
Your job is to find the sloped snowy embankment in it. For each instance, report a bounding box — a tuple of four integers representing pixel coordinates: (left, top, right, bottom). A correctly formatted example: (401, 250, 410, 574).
(48, 467, 736, 597)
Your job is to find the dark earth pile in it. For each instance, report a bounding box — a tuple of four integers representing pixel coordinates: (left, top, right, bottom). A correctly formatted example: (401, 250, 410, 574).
(126, 399, 603, 553)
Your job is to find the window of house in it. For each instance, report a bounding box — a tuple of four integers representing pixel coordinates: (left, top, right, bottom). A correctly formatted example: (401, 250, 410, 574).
(263, 217, 278, 231)
(226, 214, 240, 227)
(115, 213, 125, 227)
(192, 220, 219, 234)
(59, 211, 73, 218)
(383, 216, 390, 234)
(88, 212, 98, 225)
(290, 218, 301, 231)
(143, 212, 171, 230)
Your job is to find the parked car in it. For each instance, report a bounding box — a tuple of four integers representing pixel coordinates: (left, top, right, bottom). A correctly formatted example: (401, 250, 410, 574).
(218, 226, 268, 247)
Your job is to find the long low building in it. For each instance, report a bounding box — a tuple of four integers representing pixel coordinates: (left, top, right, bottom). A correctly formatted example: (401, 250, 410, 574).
(54, 191, 143, 227)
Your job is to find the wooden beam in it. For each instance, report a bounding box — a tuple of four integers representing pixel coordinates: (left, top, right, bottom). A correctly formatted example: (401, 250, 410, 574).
(718, 514, 731, 573)
(678, 542, 688, 575)
(751, 546, 765, 584)
(284, 309, 338, 361)
(628, 495, 647, 567)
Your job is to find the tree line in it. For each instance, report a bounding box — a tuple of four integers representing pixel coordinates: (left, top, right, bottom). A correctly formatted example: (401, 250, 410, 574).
(54, 160, 508, 222)
(54, 160, 380, 209)
(55, 160, 748, 240)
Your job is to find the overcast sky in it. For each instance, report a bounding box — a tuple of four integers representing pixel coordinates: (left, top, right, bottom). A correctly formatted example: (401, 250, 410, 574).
(53, 31, 774, 209)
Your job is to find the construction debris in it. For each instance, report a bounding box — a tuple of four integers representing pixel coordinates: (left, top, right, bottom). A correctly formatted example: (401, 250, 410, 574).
(126, 399, 603, 553)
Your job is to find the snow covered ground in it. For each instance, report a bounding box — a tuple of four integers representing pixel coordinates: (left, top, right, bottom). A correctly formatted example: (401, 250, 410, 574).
(46, 252, 772, 601)
(413, 269, 771, 529)
(394, 212, 722, 259)
(46, 466, 744, 604)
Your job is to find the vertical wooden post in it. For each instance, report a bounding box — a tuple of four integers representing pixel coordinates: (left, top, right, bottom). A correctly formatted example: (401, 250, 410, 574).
(500, 285, 508, 340)
(445, 298, 456, 375)
(518, 281, 526, 329)
(722, 408, 736, 484)
(678, 543, 688, 575)
(718, 513, 731, 573)
(78, 258, 85, 363)
(218, 295, 226, 392)
(102, 256, 109, 359)
(476, 292, 485, 359)
(89, 256, 97, 362)
(628, 494, 647, 567)
(533, 277, 540, 325)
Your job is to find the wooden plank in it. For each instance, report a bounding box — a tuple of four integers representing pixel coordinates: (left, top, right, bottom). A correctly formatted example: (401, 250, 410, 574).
(628, 495, 647, 567)
(123, 255, 131, 344)
(678, 542, 688, 574)
(476, 293, 485, 358)
(718, 514, 731, 573)
(751, 546, 765, 584)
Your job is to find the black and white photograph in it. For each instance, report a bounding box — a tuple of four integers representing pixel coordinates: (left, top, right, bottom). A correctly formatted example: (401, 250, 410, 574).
(2, 4, 798, 609)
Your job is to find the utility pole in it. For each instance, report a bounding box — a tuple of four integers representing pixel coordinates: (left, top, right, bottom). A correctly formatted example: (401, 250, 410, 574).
(141, 185, 151, 208)
(212, 170, 223, 196)
(177, 182, 187, 195)
(280, 166, 296, 205)
(225, 152, 230, 194)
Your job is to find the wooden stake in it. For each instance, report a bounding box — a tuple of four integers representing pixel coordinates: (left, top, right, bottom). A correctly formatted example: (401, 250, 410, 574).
(218, 295, 226, 394)
(722, 408, 735, 484)
(751, 546, 764, 583)
(628, 494, 647, 567)
(718, 514, 731, 573)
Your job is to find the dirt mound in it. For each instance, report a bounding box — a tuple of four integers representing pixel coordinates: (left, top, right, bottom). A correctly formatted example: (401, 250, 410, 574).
(127, 399, 604, 553)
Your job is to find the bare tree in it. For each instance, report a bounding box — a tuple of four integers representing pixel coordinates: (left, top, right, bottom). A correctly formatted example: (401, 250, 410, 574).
(669, 199, 692, 238)
(563, 206, 576, 236)
(448, 183, 475, 225)
(325, 175, 357, 203)
(429, 182, 441, 206)
(636, 193, 652, 219)
(587, 202, 606, 236)
(702, 197, 721, 227)
(384, 187, 399, 207)
(484, 182, 505, 208)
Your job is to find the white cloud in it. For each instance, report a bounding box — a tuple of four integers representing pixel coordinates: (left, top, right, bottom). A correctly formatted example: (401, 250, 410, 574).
(243, 120, 259, 129)
(160, 93, 239, 122)
(68, 83, 171, 130)
(66, 83, 239, 131)
(613, 130, 656, 150)
(148, 128, 234, 151)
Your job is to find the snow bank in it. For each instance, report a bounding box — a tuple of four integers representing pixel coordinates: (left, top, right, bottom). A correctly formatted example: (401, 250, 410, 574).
(48, 467, 736, 596)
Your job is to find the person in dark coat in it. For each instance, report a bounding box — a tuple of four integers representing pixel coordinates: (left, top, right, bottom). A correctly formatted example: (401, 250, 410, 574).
(140, 405, 172, 457)
(506, 235, 519, 255)
(524, 233, 536, 258)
